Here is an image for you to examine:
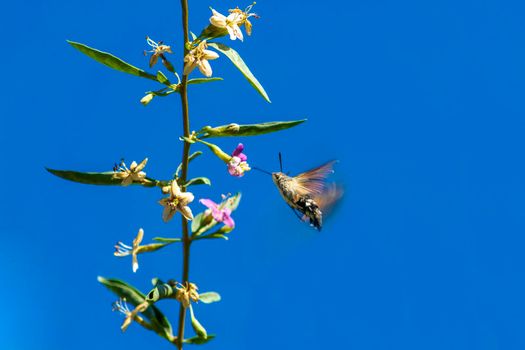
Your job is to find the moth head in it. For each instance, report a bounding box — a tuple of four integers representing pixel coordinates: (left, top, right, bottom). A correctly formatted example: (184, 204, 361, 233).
(271, 172, 283, 184)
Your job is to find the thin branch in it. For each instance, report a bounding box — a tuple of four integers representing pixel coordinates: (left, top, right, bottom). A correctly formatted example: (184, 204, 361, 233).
(177, 0, 191, 348)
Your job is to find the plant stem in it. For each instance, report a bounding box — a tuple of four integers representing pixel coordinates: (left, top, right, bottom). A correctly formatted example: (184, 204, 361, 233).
(177, 0, 191, 348)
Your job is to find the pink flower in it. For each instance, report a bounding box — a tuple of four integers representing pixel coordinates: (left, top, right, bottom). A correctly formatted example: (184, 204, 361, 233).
(199, 198, 235, 228)
(227, 143, 250, 177)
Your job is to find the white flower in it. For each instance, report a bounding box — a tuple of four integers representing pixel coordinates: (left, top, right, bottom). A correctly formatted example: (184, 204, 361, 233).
(113, 298, 149, 332)
(158, 181, 194, 222)
(145, 36, 172, 68)
(114, 228, 144, 272)
(174, 281, 200, 308)
(113, 158, 148, 186)
(209, 8, 244, 41)
(183, 41, 219, 77)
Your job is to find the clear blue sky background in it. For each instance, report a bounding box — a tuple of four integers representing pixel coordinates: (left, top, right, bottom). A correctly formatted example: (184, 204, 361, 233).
(2, 0, 525, 349)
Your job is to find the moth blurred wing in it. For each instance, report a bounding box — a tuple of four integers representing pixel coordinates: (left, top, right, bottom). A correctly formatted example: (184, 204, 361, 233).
(314, 183, 344, 216)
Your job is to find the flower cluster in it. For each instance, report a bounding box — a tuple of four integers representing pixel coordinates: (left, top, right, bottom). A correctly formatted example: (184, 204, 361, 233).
(209, 3, 259, 41)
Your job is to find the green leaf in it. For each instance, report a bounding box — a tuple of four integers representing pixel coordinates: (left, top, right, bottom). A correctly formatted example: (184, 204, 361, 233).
(190, 31, 198, 41)
(153, 237, 182, 243)
(198, 23, 229, 42)
(184, 334, 216, 345)
(189, 305, 207, 339)
(195, 233, 229, 241)
(208, 42, 270, 103)
(185, 177, 211, 187)
(194, 233, 229, 241)
(199, 292, 221, 304)
(188, 77, 223, 85)
(67, 41, 157, 81)
(191, 212, 206, 234)
(46, 168, 159, 187)
(97, 277, 173, 337)
(146, 283, 177, 302)
(199, 119, 306, 138)
(156, 71, 171, 85)
(175, 151, 203, 178)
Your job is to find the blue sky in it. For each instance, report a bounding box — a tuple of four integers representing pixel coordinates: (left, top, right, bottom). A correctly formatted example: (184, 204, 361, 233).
(2, 0, 525, 349)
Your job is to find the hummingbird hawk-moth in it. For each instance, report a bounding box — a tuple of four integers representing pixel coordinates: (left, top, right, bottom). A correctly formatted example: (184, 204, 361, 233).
(270, 154, 343, 231)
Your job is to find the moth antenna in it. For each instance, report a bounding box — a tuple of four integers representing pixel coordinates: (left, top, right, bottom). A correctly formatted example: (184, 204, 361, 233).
(252, 166, 272, 176)
(279, 152, 283, 172)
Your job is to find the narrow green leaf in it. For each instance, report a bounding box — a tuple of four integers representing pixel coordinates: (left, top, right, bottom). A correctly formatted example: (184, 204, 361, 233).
(188, 151, 203, 162)
(185, 177, 211, 187)
(194, 233, 229, 241)
(148, 86, 177, 97)
(67, 41, 157, 81)
(175, 151, 203, 178)
(184, 334, 216, 345)
(97, 277, 173, 336)
(189, 305, 207, 339)
(46, 168, 159, 187)
(199, 119, 306, 138)
(153, 237, 182, 243)
(157, 71, 171, 85)
(208, 42, 270, 103)
(199, 292, 221, 304)
(188, 77, 223, 85)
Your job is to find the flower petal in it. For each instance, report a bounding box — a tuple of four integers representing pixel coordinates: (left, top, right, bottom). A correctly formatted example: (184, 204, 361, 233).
(135, 158, 148, 172)
(202, 49, 219, 60)
(199, 198, 218, 210)
(121, 176, 133, 186)
(171, 181, 182, 196)
(210, 9, 227, 27)
(232, 23, 244, 41)
(179, 206, 194, 220)
(222, 214, 235, 228)
(162, 206, 175, 222)
(232, 143, 244, 157)
(198, 59, 213, 77)
(183, 56, 198, 76)
(179, 192, 194, 205)
(149, 54, 159, 68)
(132, 254, 139, 273)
